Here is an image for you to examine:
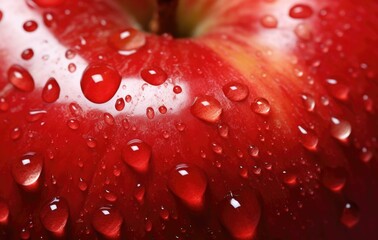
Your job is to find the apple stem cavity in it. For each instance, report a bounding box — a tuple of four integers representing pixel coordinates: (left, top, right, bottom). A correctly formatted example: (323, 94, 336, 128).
(150, 0, 179, 36)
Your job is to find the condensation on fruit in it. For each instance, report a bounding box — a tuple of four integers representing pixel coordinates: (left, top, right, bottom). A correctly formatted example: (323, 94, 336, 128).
(109, 28, 146, 53)
(92, 206, 123, 238)
(223, 82, 249, 101)
(191, 95, 222, 123)
(40, 197, 69, 236)
(330, 117, 352, 142)
(289, 4, 313, 19)
(122, 139, 152, 173)
(251, 97, 271, 115)
(340, 202, 360, 228)
(298, 125, 318, 151)
(11, 152, 43, 191)
(42, 77, 60, 103)
(141, 67, 168, 86)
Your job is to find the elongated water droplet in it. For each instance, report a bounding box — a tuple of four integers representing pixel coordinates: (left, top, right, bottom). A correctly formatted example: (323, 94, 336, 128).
(27, 110, 47, 122)
(92, 206, 123, 238)
(0, 97, 9, 112)
(40, 197, 69, 236)
(223, 82, 249, 101)
(141, 67, 168, 86)
(260, 15, 278, 28)
(217, 123, 229, 138)
(330, 117, 351, 141)
(168, 164, 207, 210)
(21, 48, 34, 60)
(251, 97, 270, 115)
(42, 78, 60, 103)
(0, 200, 9, 225)
(81, 64, 121, 104)
(109, 28, 146, 52)
(340, 202, 359, 228)
(115, 98, 125, 111)
(298, 126, 318, 151)
(146, 107, 155, 119)
(134, 184, 145, 204)
(8, 65, 35, 92)
(23, 20, 38, 32)
(122, 139, 151, 173)
(191, 96, 222, 123)
(104, 113, 115, 126)
(300, 93, 315, 112)
(43, 12, 56, 27)
(11, 152, 43, 191)
(322, 167, 347, 192)
(219, 189, 261, 240)
(289, 4, 313, 19)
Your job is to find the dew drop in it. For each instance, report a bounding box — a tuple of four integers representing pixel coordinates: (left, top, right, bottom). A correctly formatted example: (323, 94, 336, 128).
(362, 95, 374, 113)
(40, 197, 69, 236)
(33, 0, 65, 7)
(20, 228, 30, 240)
(8, 65, 35, 92)
(168, 164, 207, 210)
(27, 110, 47, 122)
(92, 206, 123, 238)
(80, 63, 121, 104)
(109, 28, 146, 51)
(219, 189, 261, 240)
(65, 49, 76, 59)
(0, 200, 9, 225)
(322, 167, 347, 192)
(330, 117, 352, 141)
(191, 96, 222, 123)
(251, 97, 270, 115)
(115, 98, 125, 111)
(42, 77, 60, 103)
(11, 152, 43, 191)
(300, 93, 315, 112)
(326, 78, 350, 101)
(298, 126, 318, 151)
(176, 122, 186, 132)
(122, 119, 130, 130)
(122, 139, 151, 173)
(21, 48, 34, 60)
(141, 67, 168, 86)
(146, 107, 155, 119)
(340, 202, 359, 228)
(260, 15, 278, 28)
(104, 190, 117, 202)
(23, 20, 38, 32)
(222, 82, 249, 101)
(160, 207, 169, 220)
(289, 4, 313, 19)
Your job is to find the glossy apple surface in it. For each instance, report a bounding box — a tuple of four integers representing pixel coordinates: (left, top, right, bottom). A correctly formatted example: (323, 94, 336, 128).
(0, 0, 378, 239)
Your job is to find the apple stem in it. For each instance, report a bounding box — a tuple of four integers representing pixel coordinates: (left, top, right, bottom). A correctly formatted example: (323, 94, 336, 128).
(150, 0, 179, 35)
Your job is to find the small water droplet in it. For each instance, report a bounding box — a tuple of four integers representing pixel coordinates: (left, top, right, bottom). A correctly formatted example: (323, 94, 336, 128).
(168, 164, 208, 210)
(173, 85, 182, 94)
(10, 127, 22, 140)
(109, 28, 146, 52)
(191, 96, 222, 123)
(146, 107, 155, 119)
(248, 145, 259, 158)
(21, 48, 34, 60)
(134, 184, 145, 203)
(326, 78, 350, 101)
(251, 97, 270, 115)
(78, 178, 88, 191)
(42, 77, 60, 103)
(217, 123, 229, 138)
(160, 207, 169, 220)
(298, 126, 318, 151)
(43, 12, 56, 27)
(27, 109, 47, 122)
(23, 20, 38, 32)
(86, 138, 97, 148)
(330, 117, 352, 141)
(104, 113, 115, 125)
(81, 63, 121, 104)
(68, 63, 76, 73)
(362, 95, 374, 113)
(176, 122, 186, 132)
(8, 65, 35, 92)
(322, 167, 347, 192)
(20, 228, 30, 239)
(360, 147, 373, 163)
(92, 206, 123, 238)
(122, 139, 151, 173)
(104, 190, 117, 202)
(211, 142, 223, 154)
(122, 119, 130, 130)
(289, 4, 313, 19)
(223, 82, 249, 102)
(0, 200, 9, 225)
(67, 119, 79, 130)
(115, 98, 125, 111)
(0, 97, 9, 112)
(125, 95, 132, 102)
(260, 15, 278, 28)
(340, 202, 359, 228)
(158, 105, 167, 114)
(282, 170, 297, 186)
(65, 49, 76, 59)
(40, 197, 69, 236)
(141, 67, 168, 86)
(294, 23, 312, 40)
(11, 152, 43, 191)
(300, 93, 315, 112)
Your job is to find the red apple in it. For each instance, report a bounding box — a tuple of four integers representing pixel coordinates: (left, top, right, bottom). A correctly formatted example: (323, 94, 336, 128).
(0, 0, 378, 239)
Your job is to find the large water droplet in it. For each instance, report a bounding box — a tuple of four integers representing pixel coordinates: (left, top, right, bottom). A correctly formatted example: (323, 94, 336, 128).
(298, 126, 318, 151)
(340, 202, 359, 228)
(191, 96, 222, 123)
(80, 64, 121, 104)
(33, 0, 65, 7)
(109, 28, 146, 52)
(251, 97, 270, 115)
(8, 65, 35, 92)
(42, 77, 60, 103)
(40, 197, 69, 236)
(322, 167, 347, 192)
(219, 190, 261, 240)
(260, 15, 278, 28)
(168, 164, 207, 210)
(141, 67, 168, 86)
(11, 152, 43, 191)
(223, 82, 249, 102)
(289, 4, 313, 19)
(92, 206, 123, 238)
(0, 200, 9, 225)
(122, 139, 151, 173)
(330, 117, 352, 141)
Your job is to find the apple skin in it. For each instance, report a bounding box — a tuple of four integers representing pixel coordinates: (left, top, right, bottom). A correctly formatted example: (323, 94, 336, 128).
(0, 0, 378, 239)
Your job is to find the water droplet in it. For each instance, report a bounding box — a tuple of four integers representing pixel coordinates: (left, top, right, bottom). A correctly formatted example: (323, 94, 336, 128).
(68, 63, 76, 73)
(191, 96, 222, 123)
(158, 105, 167, 114)
(21, 48, 34, 60)
(340, 202, 359, 228)
(27, 110, 47, 122)
(23, 20, 38, 32)
(11, 152, 43, 191)
(322, 167, 347, 192)
(10, 127, 22, 140)
(260, 15, 278, 28)
(115, 98, 125, 111)
(176, 122, 186, 132)
(222, 82, 249, 101)
(160, 207, 169, 220)
(294, 23, 312, 40)
(80, 63, 121, 104)
(217, 123, 229, 138)
(248, 145, 259, 158)
(168, 164, 207, 210)
(134, 184, 145, 203)
(86, 138, 97, 148)
(0, 97, 9, 112)
(65, 49, 76, 59)
(326, 79, 350, 101)
(251, 97, 270, 115)
(173, 85, 182, 94)
(330, 117, 352, 141)
(298, 126, 318, 151)
(20, 228, 30, 239)
(211, 142, 223, 155)
(125, 95, 132, 102)
(122, 139, 151, 173)
(362, 95, 374, 113)
(42, 77, 60, 103)
(360, 147, 373, 163)
(146, 107, 155, 119)
(300, 93, 315, 112)
(219, 190, 261, 240)
(67, 119, 79, 130)
(104, 113, 115, 126)
(282, 170, 297, 186)
(122, 119, 130, 130)
(289, 4, 313, 19)
(0, 200, 9, 225)
(33, 0, 65, 7)
(78, 178, 87, 191)
(40, 197, 69, 236)
(141, 67, 168, 86)
(0, 10, 2, 22)
(8, 65, 35, 92)
(43, 12, 56, 27)
(109, 28, 146, 52)
(104, 190, 117, 202)
(92, 206, 123, 238)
